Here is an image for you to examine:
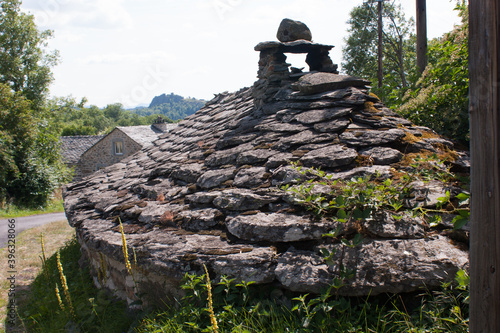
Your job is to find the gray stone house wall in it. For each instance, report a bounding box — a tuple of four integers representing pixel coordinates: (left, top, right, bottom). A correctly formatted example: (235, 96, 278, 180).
(78, 128, 142, 178)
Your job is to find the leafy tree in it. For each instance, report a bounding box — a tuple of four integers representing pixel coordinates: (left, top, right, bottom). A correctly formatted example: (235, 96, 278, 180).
(342, 1, 417, 105)
(0, 83, 69, 207)
(398, 2, 469, 145)
(0, 0, 58, 109)
(0, 0, 68, 207)
(104, 103, 124, 121)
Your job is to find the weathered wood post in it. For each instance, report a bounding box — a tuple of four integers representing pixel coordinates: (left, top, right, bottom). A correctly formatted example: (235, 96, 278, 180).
(469, 0, 500, 331)
(377, 0, 383, 88)
(416, 0, 427, 74)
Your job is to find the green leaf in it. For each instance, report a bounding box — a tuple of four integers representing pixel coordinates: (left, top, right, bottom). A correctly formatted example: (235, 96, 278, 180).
(455, 192, 470, 202)
(337, 209, 347, 219)
(353, 208, 363, 220)
(319, 248, 330, 257)
(455, 269, 470, 288)
(452, 215, 468, 230)
(457, 209, 470, 218)
(352, 233, 363, 246)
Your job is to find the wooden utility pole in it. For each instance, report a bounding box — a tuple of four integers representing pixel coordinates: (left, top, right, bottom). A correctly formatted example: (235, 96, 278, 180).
(416, 0, 427, 74)
(377, 0, 383, 88)
(469, 0, 500, 332)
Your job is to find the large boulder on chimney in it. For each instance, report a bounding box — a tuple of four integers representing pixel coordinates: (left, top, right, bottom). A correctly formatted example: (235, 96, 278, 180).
(277, 18, 312, 42)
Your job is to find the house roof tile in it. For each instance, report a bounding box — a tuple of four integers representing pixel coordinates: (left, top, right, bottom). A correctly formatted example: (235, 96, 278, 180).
(117, 124, 177, 146)
(60, 135, 105, 164)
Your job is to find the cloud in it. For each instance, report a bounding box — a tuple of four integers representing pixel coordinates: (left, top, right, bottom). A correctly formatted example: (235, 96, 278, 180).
(22, 0, 133, 30)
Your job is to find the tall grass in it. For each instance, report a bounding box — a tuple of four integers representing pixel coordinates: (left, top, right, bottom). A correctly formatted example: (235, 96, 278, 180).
(135, 272, 469, 332)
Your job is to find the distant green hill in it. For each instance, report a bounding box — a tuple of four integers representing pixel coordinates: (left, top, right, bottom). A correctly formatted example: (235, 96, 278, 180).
(132, 93, 205, 121)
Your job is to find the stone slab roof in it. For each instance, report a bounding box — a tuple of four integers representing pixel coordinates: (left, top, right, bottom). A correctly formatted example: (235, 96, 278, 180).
(117, 124, 177, 147)
(64, 72, 470, 306)
(254, 40, 334, 53)
(60, 135, 105, 164)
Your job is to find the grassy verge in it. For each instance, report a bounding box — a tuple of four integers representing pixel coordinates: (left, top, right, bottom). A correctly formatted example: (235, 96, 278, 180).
(0, 197, 64, 219)
(0, 220, 74, 332)
(5, 229, 134, 332)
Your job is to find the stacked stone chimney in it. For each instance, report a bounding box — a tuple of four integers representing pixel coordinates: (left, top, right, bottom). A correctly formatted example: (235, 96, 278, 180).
(253, 18, 339, 108)
(151, 115, 168, 132)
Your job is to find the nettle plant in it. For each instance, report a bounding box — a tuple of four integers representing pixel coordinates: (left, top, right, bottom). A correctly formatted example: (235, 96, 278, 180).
(281, 153, 470, 287)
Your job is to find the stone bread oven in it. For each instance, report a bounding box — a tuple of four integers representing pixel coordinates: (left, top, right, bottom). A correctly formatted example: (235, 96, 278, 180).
(63, 20, 469, 307)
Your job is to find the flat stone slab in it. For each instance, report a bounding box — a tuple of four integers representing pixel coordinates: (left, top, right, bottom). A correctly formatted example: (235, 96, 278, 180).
(292, 73, 371, 95)
(359, 147, 403, 165)
(213, 189, 279, 211)
(340, 129, 405, 146)
(275, 236, 468, 295)
(226, 212, 335, 242)
(300, 145, 358, 168)
(292, 107, 353, 124)
(255, 40, 334, 53)
(197, 168, 235, 189)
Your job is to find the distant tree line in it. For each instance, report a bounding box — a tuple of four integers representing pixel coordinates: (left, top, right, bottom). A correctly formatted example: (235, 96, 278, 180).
(133, 93, 206, 121)
(53, 99, 172, 136)
(53, 92, 205, 136)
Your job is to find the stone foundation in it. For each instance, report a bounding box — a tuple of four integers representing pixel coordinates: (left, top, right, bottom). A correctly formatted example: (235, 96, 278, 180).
(78, 233, 183, 308)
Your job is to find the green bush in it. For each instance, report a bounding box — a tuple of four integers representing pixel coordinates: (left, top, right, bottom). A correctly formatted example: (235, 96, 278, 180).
(398, 2, 469, 145)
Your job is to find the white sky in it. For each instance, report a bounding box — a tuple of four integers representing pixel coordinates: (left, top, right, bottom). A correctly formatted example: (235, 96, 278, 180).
(20, 0, 462, 108)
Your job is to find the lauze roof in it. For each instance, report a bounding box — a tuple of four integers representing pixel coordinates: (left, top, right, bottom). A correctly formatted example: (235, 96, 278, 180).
(60, 135, 105, 164)
(63, 73, 469, 300)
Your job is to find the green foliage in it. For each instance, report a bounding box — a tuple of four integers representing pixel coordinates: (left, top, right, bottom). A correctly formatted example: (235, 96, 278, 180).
(133, 93, 205, 121)
(16, 233, 468, 332)
(0, 0, 58, 109)
(398, 2, 469, 144)
(50, 97, 171, 136)
(0, 84, 70, 207)
(15, 237, 134, 332)
(0, 1, 69, 207)
(52, 92, 204, 136)
(283, 152, 469, 237)
(342, 1, 417, 105)
(0, 196, 63, 218)
(136, 270, 469, 332)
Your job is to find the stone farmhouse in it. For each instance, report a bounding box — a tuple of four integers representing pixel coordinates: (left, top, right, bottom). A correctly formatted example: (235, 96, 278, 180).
(60, 135, 105, 179)
(61, 119, 176, 181)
